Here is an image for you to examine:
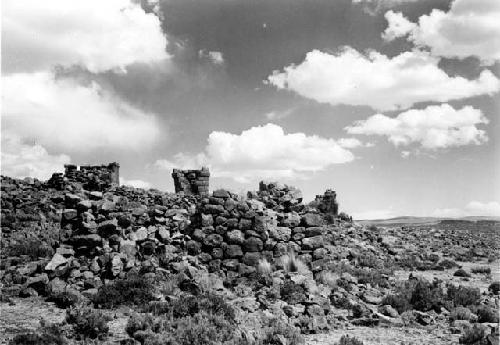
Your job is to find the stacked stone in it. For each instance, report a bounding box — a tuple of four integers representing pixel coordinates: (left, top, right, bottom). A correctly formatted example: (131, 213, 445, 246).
(172, 167, 210, 196)
(57, 163, 120, 192)
(247, 181, 303, 212)
(314, 189, 339, 216)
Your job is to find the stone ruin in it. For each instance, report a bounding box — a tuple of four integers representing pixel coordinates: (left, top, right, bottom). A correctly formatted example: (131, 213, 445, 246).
(314, 189, 339, 217)
(48, 162, 120, 191)
(171, 167, 210, 196)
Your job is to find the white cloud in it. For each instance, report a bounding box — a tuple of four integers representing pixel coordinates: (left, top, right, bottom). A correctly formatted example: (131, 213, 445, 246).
(267, 48, 499, 111)
(265, 108, 295, 121)
(2, 72, 160, 152)
(337, 137, 373, 149)
(432, 201, 500, 218)
(383, 0, 500, 65)
(345, 104, 489, 149)
(382, 11, 417, 41)
(119, 177, 152, 189)
(198, 50, 225, 65)
(400, 150, 411, 158)
(353, 0, 420, 16)
(155, 123, 355, 182)
(0, 132, 70, 180)
(2, 0, 168, 73)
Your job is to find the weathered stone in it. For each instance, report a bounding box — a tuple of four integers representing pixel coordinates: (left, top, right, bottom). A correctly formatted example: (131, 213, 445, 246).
(304, 226, 326, 237)
(242, 252, 261, 266)
(226, 230, 244, 244)
(110, 255, 123, 277)
(204, 204, 225, 214)
(201, 214, 214, 227)
(186, 240, 202, 255)
(97, 219, 117, 237)
(269, 226, 291, 241)
(301, 236, 324, 250)
(301, 213, 324, 227)
(239, 218, 253, 230)
(45, 253, 69, 271)
(204, 234, 223, 248)
(213, 189, 230, 198)
(133, 227, 148, 241)
(225, 245, 243, 258)
(243, 237, 264, 252)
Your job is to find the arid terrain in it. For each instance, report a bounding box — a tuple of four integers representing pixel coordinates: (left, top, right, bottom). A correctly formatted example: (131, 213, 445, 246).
(1, 168, 499, 345)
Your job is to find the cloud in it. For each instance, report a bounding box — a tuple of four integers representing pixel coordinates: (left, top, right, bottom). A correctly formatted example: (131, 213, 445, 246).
(382, 11, 417, 41)
(382, 0, 500, 65)
(155, 123, 355, 182)
(267, 48, 499, 111)
(400, 150, 411, 158)
(432, 201, 500, 218)
(353, 0, 420, 16)
(1, 132, 70, 180)
(199, 50, 225, 65)
(120, 177, 152, 189)
(345, 104, 489, 150)
(2, 72, 160, 152)
(265, 108, 295, 121)
(337, 137, 373, 149)
(351, 208, 395, 220)
(2, 0, 168, 73)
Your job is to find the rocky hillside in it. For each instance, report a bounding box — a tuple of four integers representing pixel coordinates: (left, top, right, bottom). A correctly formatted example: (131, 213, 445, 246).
(1, 173, 499, 345)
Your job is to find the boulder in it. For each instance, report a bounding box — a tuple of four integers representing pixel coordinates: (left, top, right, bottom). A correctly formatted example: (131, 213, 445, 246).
(301, 213, 323, 227)
(243, 237, 264, 252)
(45, 253, 69, 271)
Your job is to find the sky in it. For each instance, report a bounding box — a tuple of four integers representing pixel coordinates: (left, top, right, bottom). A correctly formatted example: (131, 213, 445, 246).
(1, 0, 499, 219)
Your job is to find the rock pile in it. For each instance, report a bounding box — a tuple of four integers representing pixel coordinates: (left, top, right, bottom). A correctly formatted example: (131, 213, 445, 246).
(48, 163, 120, 191)
(247, 181, 303, 212)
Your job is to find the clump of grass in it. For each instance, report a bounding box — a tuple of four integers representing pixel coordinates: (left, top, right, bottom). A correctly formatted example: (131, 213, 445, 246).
(454, 269, 471, 278)
(280, 251, 310, 275)
(459, 324, 487, 344)
(257, 258, 273, 276)
(6, 239, 54, 260)
(473, 305, 499, 323)
(66, 306, 110, 340)
(449, 306, 473, 322)
(447, 285, 481, 308)
(337, 335, 364, 345)
(9, 322, 66, 345)
(488, 281, 500, 295)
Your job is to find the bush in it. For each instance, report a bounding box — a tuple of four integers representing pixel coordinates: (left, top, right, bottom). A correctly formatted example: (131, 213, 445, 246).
(337, 335, 364, 345)
(447, 285, 481, 308)
(488, 281, 500, 295)
(9, 323, 66, 345)
(410, 280, 443, 312)
(7, 239, 54, 260)
(471, 266, 491, 274)
(381, 294, 411, 314)
(474, 305, 499, 323)
(449, 306, 473, 322)
(93, 274, 155, 308)
(454, 269, 471, 278)
(459, 324, 487, 344)
(257, 259, 273, 276)
(66, 306, 110, 340)
(261, 319, 304, 345)
(438, 259, 459, 270)
(280, 252, 310, 275)
(280, 281, 306, 305)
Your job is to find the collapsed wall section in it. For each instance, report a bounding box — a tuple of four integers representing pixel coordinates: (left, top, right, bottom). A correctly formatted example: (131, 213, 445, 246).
(47, 162, 120, 191)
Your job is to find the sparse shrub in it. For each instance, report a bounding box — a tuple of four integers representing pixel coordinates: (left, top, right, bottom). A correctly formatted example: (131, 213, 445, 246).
(48, 290, 80, 308)
(438, 259, 458, 270)
(400, 310, 417, 326)
(66, 306, 110, 340)
(331, 295, 353, 309)
(471, 266, 491, 274)
(459, 324, 487, 344)
(447, 285, 481, 308)
(257, 258, 273, 276)
(9, 323, 66, 345)
(281, 251, 310, 275)
(409, 279, 443, 312)
(7, 239, 54, 260)
(355, 269, 389, 288)
(93, 274, 155, 308)
(316, 271, 339, 288)
(473, 305, 499, 323)
(381, 294, 411, 314)
(357, 253, 380, 268)
(454, 269, 471, 278)
(449, 306, 473, 322)
(487, 281, 500, 295)
(261, 319, 304, 345)
(367, 225, 377, 231)
(280, 281, 306, 305)
(337, 335, 364, 345)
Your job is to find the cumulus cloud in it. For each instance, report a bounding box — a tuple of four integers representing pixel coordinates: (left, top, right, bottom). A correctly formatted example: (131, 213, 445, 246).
(120, 177, 152, 189)
(353, 0, 420, 16)
(433, 201, 500, 218)
(337, 137, 373, 149)
(1, 132, 70, 180)
(345, 104, 488, 150)
(155, 123, 355, 182)
(382, 0, 500, 65)
(199, 50, 225, 65)
(2, 72, 160, 152)
(267, 48, 499, 111)
(2, 0, 168, 73)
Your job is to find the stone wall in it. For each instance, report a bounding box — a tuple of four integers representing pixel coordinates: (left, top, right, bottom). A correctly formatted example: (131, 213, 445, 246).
(314, 189, 339, 217)
(47, 162, 120, 191)
(171, 167, 210, 196)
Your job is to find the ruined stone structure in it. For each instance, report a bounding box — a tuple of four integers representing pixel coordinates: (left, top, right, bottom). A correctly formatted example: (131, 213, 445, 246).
(314, 189, 339, 216)
(47, 162, 120, 191)
(171, 167, 210, 196)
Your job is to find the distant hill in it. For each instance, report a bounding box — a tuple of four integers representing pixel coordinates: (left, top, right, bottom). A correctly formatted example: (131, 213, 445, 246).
(356, 215, 500, 226)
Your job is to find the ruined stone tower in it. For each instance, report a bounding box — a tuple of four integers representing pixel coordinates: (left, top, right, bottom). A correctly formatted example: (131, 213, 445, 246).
(171, 167, 210, 196)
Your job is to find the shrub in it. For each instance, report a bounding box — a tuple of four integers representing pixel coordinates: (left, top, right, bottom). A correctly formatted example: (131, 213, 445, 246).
(93, 274, 155, 308)
(447, 285, 481, 308)
(48, 290, 80, 308)
(66, 306, 110, 340)
(488, 281, 500, 295)
(280, 281, 306, 305)
(474, 305, 499, 323)
(438, 259, 459, 270)
(257, 258, 273, 276)
(471, 266, 491, 274)
(9, 323, 66, 345)
(381, 294, 411, 314)
(337, 335, 364, 345)
(357, 253, 380, 268)
(353, 269, 389, 288)
(454, 269, 471, 278)
(261, 319, 304, 345)
(459, 324, 487, 344)
(7, 239, 54, 260)
(410, 280, 443, 312)
(449, 306, 473, 322)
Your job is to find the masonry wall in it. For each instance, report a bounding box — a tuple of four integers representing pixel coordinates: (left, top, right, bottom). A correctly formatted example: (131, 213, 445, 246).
(172, 167, 210, 196)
